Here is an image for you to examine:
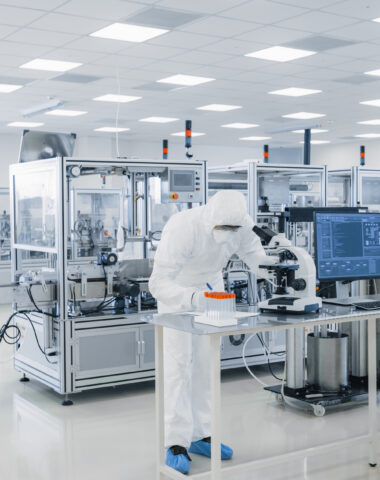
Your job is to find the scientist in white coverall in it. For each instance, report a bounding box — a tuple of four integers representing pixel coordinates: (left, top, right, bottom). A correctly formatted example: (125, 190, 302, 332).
(149, 190, 271, 474)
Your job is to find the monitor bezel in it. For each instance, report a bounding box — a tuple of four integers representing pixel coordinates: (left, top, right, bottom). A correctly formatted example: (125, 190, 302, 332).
(314, 211, 380, 282)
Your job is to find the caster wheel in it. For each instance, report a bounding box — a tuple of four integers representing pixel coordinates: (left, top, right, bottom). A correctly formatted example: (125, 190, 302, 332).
(19, 376, 30, 383)
(62, 400, 73, 406)
(313, 405, 325, 417)
(369, 463, 377, 468)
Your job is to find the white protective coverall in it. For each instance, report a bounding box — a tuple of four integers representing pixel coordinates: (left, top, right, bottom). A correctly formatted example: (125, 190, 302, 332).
(149, 190, 269, 449)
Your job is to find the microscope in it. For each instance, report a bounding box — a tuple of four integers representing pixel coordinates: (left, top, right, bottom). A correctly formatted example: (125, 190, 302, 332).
(254, 225, 322, 314)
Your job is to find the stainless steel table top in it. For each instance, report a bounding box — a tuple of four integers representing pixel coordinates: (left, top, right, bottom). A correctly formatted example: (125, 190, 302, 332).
(141, 304, 380, 336)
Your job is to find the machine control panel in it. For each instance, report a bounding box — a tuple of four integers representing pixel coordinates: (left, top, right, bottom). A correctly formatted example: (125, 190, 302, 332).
(162, 166, 204, 203)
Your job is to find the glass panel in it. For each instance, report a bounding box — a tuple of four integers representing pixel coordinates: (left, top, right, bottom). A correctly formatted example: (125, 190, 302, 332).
(14, 169, 57, 249)
(0, 190, 10, 261)
(71, 189, 120, 258)
(328, 174, 351, 206)
(361, 176, 380, 209)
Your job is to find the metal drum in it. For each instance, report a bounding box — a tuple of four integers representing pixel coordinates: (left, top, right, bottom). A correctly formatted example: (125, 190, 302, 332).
(307, 332, 349, 392)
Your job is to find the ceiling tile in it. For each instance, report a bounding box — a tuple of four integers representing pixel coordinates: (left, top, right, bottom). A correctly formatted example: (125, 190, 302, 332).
(168, 50, 234, 66)
(126, 7, 203, 28)
(118, 43, 187, 59)
(201, 38, 266, 56)
(42, 48, 105, 64)
(52, 73, 103, 83)
(332, 21, 380, 42)
(236, 25, 310, 45)
(323, 0, 380, 20)
(156, 0, 248, 15)
(27, 13, 110, 35)
(272, 0, 342, 7)
(328, 42, 380, 58)
(0, 0, 66, 8)
(285, 35, 355, 52)
(180, 16, 258, 37)
(0, 5, 45, 26)
(220, 0, 308, 24)
(62, 36, 129, 53)
(0, 40, 52, 56)
(276, 11, 359, 33)
(148, 31, 220, 49)
(56, 0, 145, 21)
(334, 75, 379, 84)
(6, 28, 79, 47)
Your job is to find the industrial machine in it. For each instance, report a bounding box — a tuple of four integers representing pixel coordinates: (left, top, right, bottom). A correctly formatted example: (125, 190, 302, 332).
(209, 162, 327, 253)
(0, 187, 11, 301)
(254, 225, 321, 314)
(8, 156, 207, 403)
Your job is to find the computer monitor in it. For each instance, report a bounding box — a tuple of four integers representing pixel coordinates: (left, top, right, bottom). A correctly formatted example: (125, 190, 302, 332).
(314, 212, 380, 281)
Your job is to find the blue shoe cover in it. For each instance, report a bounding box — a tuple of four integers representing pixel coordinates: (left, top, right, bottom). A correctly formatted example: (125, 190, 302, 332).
(166, 446, 191, 474)
(189, 438, 233, 460)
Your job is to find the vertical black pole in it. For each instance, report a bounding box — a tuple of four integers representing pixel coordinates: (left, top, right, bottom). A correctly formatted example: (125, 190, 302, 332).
(360, 145, 365, 166)
(304, 128, 311, 165)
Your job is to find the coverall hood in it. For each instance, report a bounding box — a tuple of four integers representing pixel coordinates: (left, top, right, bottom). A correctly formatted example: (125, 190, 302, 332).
(204, 190, 248, 230)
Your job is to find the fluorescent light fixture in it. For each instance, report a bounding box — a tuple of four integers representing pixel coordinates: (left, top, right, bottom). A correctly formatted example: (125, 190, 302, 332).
(292, 128, 328, 134)
(196, 104, 242, 112)
(282, 112, 326, 120)
(0, 83, 22, 93)
(93, 94, 141, 103)
(171, 131, 205, 137)
(139, 116, 179, 123)
(221, 123, 259, 129)
(355, 133, 380, 138)
(20, 58, 81, 72)
(240, 136, 271, 141)
(95, 127, 130, 132)
(364, 69, 380, 77)
(357, 119, 380, 125)
(360, 99, 380, 107)
(157, 74, 215, 86)
(46, 109, 87, 117)
(269, 87, 321, 97)
(372, 18, 380, 23)
(245, 46, 316, 62)
(8, 121, 44, 128)
(300, 140, 330, 145)
(90, 23, 168, 43)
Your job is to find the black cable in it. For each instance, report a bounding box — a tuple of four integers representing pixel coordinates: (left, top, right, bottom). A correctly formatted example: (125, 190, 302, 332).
(27, 285, 59, 318)
(256, 333, 284, 382)
(0, 310, 57, 365)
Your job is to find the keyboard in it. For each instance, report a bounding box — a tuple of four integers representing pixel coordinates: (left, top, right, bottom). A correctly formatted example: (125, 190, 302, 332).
(353, 301, 380, 310)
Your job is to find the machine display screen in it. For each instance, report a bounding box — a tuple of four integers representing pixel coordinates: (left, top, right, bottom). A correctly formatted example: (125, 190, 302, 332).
(170, 170, 194, 192)
(315, 212, 380, 280)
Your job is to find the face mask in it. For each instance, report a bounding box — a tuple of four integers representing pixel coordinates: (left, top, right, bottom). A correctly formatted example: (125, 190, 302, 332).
(212, 229, 237, 246)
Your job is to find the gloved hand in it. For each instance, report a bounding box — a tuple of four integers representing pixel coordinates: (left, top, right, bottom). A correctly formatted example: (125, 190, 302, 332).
(191, 291, 207, 311)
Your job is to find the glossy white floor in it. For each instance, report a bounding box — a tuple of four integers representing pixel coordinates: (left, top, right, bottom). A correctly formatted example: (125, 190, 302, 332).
(0, 304, 379, 480)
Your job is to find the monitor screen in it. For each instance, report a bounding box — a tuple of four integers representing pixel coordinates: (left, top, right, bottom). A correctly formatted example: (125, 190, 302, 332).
(315, 212, 380, 281)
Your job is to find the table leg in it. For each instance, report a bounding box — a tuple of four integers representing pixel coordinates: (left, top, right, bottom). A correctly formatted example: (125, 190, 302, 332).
(210, 335, 222, 480)
(156, 325, 165, 479)
(367, 317, 378, 468)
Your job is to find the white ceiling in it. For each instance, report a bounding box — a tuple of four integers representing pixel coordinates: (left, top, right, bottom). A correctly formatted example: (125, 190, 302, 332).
(0, 0, 380, 150)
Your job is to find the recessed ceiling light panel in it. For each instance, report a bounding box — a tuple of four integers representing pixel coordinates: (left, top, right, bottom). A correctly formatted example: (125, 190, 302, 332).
(8, 121, 44, 128)
(171, 131, 205, 137)
(269, 87, 321, 97)
(355, 133, 380, 138)
(157, 74, 215, 86)
(282, 112, 326, 119)
(360, 99, 380, 107)
(90, 23, 168, 43)
(221, 123, 259, 129)
(139, 116, 179, 123)
(95, 127, 130, 132)
(357, 119, 380, 125)
(0, 83, 22, 93)
(196, 104, 242, 112)
(364, 69, 380, 77)
(240, 136, 271, 141)
(46, 109, 87, 117)
(245, 46, 316, 62)
(93, 94, 142, 103)
(20, 58, 81, 72)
